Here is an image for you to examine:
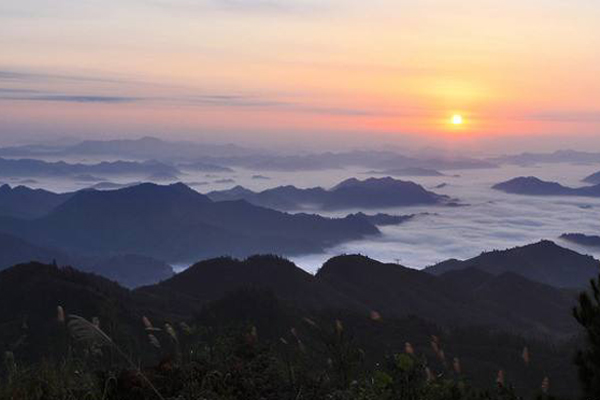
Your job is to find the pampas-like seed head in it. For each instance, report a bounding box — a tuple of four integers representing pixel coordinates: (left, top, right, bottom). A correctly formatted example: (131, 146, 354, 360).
(335, 320, 344, 335)
(179, 322, 192, 334)
(57, 306, 65, 323)
(303, 317, 318, 328)
(522, 347, 530, 365)
(165, 323, 178, 342)
(290, 327, 299, 339)
(67, 315, 113, 347)
(541, 376, 549, 393)
(425, 367, 434, 382)
(148, 334, 161, 349)
(453, 357, 461, 374)
(142, 316, 153, 330)
(496, 370, 505, 387)
(370, 311, 382, 321)
(279, 337, 288, 345)
(404, 342, 415, 355)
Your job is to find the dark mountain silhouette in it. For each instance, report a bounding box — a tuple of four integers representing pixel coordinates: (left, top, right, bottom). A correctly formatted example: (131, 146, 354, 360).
(492, 176, 600, 196)
(425, 240, 599, 289)
(88, 254, 173, 288)
(0, 157, 180, 179)
(583, 171, 600, 184)
(0, 232, 69, 268)
(316, 255, 577, 338)
(0, 261, 579, 396)
(136, 253, 579, 338)
(208, 177, 448, 211)
(0, 232, 173, 288)
(325, 177, 446, 209)
(0, 183, 379, 262)
(561, 233, 600, 249)
(137, 255, 366, 316)
(0, 184, 74, 219)
(0, 262, 141, 360)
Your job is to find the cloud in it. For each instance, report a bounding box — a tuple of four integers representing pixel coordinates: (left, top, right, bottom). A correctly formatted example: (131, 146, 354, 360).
(519, 110, 600, 123)
(146, 0, 324, 15)
(0, 69, 123, 84)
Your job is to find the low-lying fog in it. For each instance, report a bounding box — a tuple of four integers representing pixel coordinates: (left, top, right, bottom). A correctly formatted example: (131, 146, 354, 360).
(5, 163, 600, 274)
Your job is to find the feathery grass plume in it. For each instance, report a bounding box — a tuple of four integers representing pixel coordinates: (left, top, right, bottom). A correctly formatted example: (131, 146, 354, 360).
(496, 370, 505, 387)
(3, 351, 16, 374)
(430, 339, 440, 355)
(453, 357, 461, 374)
(179, 322, 193, 335)
(148, 334, 161, 349)
(335, 320, 344, 336)
(279, 337, 289, 345)
(303, 317, 319, 328)
(164, 323, 178, 342)
(404, 342, 415, 355)
(67, 315, 113, 347)
(92, 317, 100, 328)
(541, 376, 550, 393)
(143, 316, 161, 332)
(68, 314, 165, 400)
(289, 328, 305, 353)
(522, 346, 530, 365)
(425, 367, 434, 382)
(246, 326, 258, 346)
(370, 311, 382, 321)
(57, 306, 65, 323)
(437, 349, 446, 364)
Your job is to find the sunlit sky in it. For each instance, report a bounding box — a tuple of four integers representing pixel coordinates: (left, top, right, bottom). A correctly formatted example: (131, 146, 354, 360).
(1, 0, 599, 152)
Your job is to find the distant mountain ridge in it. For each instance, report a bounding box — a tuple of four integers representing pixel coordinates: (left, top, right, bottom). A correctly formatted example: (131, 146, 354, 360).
(490, 150, 600, 166)
(0, 232, 173, 288)
(208, 177, 449, 211)
(583, 171, 600, 184)
(0, 184, 74, 219)
(425, 240, 599, 288)
(561, 233, 600, 249)
(0, 157, 180, 179)
(493, 176, 600, 197)
(0, 137, 496, 170)
(0, 182, 380, 262)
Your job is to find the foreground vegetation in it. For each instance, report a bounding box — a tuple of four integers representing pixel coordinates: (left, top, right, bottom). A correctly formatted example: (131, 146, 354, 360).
(0, 295, 567, 400)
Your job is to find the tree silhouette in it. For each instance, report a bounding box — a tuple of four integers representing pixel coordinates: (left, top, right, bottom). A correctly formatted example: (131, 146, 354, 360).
(573, 271, 600, 396)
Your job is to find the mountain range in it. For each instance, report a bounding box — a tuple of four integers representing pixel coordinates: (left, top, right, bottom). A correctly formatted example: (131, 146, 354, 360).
(0, 137, 497, 171)
(0, 182, 379, 263)
(0, 258, 580, 395)
(0, 232, 173, 288)
(425, 240, 599, 289)
(583, 170, 600, 184)
(493, 176, 600, 197)
(0, 184, 74, 219)
(0, 157, 180, 180)
(208, 177, 450, 211)
(490, 150, 600, 166)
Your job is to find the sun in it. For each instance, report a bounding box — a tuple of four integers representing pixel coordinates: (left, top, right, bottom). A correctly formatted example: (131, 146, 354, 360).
(451, 114, 463, 125)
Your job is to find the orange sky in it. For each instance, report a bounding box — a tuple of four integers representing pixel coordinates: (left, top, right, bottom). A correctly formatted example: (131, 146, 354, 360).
(1, 0, 599, 151)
